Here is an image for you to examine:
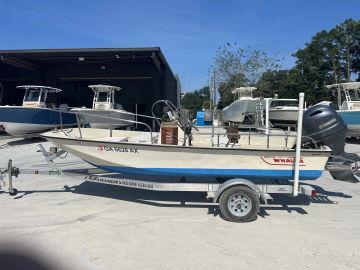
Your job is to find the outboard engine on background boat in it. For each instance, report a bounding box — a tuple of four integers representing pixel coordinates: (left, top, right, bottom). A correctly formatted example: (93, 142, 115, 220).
(302, 104, 360, 183)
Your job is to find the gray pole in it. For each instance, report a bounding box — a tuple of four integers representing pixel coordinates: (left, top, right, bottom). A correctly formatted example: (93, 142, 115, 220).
(212, 71, 216, 124)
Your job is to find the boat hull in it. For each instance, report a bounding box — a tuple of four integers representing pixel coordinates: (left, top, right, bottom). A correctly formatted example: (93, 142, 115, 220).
(0, 106, 76, 136)
(42, 130, 330, 182)
(269, 109, 299, 123)
(72, 108, 134, 129)
(223, 99, 265, 123)
(337, 111, 360, 135)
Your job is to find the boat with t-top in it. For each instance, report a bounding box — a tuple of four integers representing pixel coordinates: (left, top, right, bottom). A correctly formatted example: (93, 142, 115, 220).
(0, 85, 76, 136)
(71, 85, 134, 129)
(222, 87, 265, 123)
(325, 82, 360, 136)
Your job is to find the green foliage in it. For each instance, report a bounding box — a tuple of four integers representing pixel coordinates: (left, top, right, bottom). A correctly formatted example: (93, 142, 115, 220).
(204, 18, 359, 108)
(181, 86, 210, 113)
(257, 18, 360, 105)
(209, 42, 282, 108)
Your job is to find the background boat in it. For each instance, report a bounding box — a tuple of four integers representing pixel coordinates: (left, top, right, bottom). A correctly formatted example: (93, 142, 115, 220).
(222, 87, 265, 123)
(269, 98, 299, 124)
(0, 85, 76, 136)
(72, 85, 134, 129)
(325, 82, 360, 136)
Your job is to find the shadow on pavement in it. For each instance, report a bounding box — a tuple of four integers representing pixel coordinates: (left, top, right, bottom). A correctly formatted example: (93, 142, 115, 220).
(346, 137, 360, 144)
(6, 137, 47, 146)
(2, 179, 353, 221)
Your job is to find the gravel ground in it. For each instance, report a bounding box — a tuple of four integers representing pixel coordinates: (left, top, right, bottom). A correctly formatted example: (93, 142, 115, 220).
(0, 136, 359, 270)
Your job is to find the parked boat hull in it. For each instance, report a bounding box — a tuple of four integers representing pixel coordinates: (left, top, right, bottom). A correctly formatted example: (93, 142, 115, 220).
(337, 111, 360, 135)
(223, 99, 265, 123)
(71, 108, 134, 129)
(0, 106, 76, 136)
(269, 109, 299, 124)
(41, 129, 330, 182)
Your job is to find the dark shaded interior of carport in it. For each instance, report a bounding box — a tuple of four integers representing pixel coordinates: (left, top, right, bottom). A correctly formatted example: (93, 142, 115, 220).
(0, 48, 178, 120)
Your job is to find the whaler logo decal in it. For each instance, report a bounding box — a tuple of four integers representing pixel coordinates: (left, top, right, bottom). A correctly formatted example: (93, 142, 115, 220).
(261, 156, 305, 166)
(98, 145, 139, 153)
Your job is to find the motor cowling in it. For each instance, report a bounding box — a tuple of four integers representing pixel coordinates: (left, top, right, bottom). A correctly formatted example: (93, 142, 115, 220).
(302, 104, 360, 183)
(302, 104, 347, 155)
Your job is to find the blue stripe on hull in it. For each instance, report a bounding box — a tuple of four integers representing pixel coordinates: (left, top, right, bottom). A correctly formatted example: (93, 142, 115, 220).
(0, 107, 76, 125)
(94, 165, 323, 181)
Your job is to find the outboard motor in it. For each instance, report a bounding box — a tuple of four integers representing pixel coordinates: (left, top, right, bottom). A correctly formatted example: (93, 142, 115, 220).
(302, 105, 360, 182)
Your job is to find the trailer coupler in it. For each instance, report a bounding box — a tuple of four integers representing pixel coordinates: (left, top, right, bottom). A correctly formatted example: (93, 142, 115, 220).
(0, 159, 19, 196)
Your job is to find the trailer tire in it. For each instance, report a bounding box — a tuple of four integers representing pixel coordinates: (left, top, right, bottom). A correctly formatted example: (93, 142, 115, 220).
(219, 185, 259, 222)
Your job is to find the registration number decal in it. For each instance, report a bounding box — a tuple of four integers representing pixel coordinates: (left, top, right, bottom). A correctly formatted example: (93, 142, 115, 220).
(98, 145, 139, 153)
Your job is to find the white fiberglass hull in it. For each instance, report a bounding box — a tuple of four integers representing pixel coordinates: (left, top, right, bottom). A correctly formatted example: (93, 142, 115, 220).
(222, 99, 265, 123)
(269, 109, 299, 123)
(0, 122, 74, 136)
(72, 108, 134, 129)
(41, 129, 330, 182)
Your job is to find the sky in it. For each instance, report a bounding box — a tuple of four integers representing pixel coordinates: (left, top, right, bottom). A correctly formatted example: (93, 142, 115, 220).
(0, 0, 359, 91)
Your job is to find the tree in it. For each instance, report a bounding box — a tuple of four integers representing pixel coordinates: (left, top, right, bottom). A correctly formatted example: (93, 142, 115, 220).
(180, 86, 210, 113)
(257, 19, 360, 105)
(209, 43, 281, 108)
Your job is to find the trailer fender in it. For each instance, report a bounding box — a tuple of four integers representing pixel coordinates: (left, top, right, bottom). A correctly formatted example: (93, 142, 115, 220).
(213, 178, 266, 204)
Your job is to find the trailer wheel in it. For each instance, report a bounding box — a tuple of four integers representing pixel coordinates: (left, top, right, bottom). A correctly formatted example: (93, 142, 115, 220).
(9, 188, 18, 196)
(219, 186, 259, 222)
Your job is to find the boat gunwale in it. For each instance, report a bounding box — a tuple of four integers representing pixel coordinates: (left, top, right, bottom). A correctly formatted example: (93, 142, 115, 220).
(41, 132, 332, 155)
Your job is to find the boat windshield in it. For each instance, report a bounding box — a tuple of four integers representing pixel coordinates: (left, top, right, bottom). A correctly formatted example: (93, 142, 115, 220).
(97, 92, 109, 102)
(238, 91, 252, 98)
(24, 90, 41, 102)
(271, 100, 298, 107)
(348, 89, 360, 101)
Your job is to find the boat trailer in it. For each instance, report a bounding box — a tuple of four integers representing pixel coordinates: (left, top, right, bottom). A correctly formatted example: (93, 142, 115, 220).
(0, 144, 319, 223)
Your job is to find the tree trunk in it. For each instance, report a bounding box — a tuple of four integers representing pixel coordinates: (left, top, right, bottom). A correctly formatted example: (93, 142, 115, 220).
(346, 38, 351, 82)
(332, 56, 338, 83)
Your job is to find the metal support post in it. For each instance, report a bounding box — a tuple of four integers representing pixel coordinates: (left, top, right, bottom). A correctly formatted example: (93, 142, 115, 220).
(293, 92, 304, 196)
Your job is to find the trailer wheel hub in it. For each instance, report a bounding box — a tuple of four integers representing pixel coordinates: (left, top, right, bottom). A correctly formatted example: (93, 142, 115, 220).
(228, 193, 252, 217)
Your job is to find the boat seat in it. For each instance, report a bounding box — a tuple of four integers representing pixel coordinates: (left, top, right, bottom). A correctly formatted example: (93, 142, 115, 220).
(100, 136, 129, 142)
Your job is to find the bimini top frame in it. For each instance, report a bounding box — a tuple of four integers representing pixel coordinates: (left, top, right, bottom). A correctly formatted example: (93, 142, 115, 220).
(231, 87, 257, 100)
(88, 84, 121, 110)
(326, 82, 360, 111)
(16, 85, 62, 108)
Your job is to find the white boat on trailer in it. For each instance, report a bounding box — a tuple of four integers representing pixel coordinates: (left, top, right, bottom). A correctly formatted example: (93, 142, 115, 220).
(40, 127, 329, 181)
(2, 93, 359, 222)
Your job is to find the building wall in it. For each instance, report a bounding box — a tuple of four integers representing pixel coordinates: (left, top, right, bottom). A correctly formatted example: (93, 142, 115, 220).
(0, 60, 177, 119)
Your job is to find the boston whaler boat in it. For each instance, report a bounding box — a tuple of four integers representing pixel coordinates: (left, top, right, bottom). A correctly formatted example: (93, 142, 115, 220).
(222, 87, 265, 123)
(2, 93, 360, 222)
(41, 127, 330, 181)
(71, 85, 134, 129)
(0, 85, 76, 136)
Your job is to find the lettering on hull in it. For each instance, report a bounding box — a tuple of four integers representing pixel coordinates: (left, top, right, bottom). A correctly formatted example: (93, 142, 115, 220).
(98, 145, 139, 153)
(261, 156, 305, 166)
